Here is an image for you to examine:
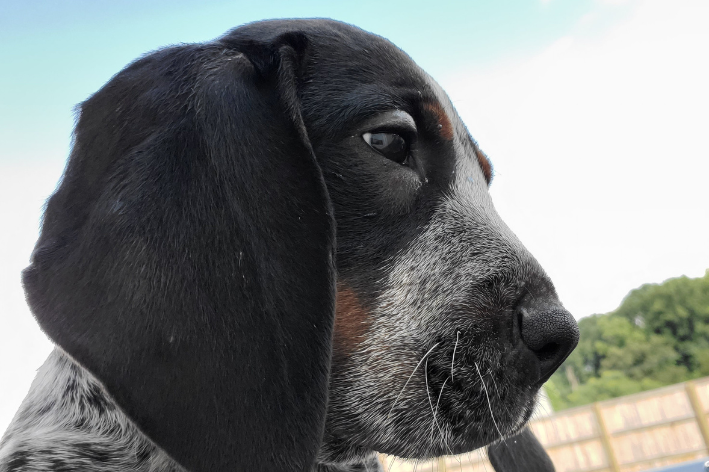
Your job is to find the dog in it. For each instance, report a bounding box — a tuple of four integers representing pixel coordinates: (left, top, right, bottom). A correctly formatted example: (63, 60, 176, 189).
(0, 19, 578, 472)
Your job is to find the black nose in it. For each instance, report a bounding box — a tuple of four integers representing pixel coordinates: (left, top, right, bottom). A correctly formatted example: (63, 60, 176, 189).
(519, 299, 579, 384)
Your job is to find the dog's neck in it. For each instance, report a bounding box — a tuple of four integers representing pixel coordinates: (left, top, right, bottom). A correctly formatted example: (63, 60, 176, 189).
(0, 349, 381, 472)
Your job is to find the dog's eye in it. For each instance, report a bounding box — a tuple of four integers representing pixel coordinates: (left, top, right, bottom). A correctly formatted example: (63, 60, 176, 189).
(362, 132, 409, 164)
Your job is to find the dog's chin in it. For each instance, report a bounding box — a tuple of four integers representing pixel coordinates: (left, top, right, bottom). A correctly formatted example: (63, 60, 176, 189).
(423, 355, 541, 456)
(379, 380, 539, 459)
(435, 389, 538, 457)
(322, 329, 547, 463)
(320, 370, 540, 463)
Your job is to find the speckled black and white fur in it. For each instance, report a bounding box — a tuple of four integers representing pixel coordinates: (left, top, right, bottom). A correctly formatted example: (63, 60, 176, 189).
(0, 19, 578, 472)
(1, 352, 182, 472)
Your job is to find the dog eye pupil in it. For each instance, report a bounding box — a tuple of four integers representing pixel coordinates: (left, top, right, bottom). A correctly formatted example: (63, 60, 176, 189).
(364, 132, 409, 164)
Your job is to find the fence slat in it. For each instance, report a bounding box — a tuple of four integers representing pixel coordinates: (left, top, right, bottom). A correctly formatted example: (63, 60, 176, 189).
(594, 402, 621, 472)
(686, 381, 709, 452)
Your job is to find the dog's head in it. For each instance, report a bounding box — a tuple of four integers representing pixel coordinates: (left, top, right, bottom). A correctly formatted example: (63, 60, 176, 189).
(23, 19, 578, 472)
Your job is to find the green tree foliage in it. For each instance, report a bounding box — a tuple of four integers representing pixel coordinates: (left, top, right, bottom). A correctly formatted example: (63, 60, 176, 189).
(545, 270, 709, 411)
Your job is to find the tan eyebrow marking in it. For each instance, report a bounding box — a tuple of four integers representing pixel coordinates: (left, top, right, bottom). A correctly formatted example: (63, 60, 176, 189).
(423, 102, 454, 141)
(422, 100, 492, 183)
(475, 147, 493, 184)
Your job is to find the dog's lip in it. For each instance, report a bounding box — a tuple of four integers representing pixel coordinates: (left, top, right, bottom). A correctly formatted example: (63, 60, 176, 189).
(427, 351, 536, 404)
(426, 337, 543, 390)
(422, 342, 542, 429)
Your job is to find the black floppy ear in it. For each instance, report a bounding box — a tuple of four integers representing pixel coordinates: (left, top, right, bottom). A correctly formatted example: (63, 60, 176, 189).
(23, 29, 334, 472)
(487, 427, 556, 472)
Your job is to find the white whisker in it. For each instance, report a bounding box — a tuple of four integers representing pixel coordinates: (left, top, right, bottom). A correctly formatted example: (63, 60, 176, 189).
(425, 359, 447, 444)
(451, 331, 459, 382)
(435, 377, 448, 414)
(474, 362, 505, 443)
(488, 368, 501, 399)
(426, 367, 454, 457)
(387, 343, 440, 419)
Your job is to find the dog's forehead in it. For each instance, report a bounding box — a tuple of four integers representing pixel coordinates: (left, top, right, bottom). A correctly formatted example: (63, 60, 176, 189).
(303, 34, 429, 102)
(286, 20, 494, 181)
(235, 19, 493, 184)
(301, 41, 459, 143)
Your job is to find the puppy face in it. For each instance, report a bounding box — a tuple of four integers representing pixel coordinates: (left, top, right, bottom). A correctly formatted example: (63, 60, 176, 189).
(280, 23, 580, 462)
(20, 19, 577, 471)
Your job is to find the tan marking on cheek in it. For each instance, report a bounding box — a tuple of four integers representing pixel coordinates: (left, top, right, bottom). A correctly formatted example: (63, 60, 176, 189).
(424, 102, 454, 141)
(333, 284, 370, 361)
(475, 148, 493, 183)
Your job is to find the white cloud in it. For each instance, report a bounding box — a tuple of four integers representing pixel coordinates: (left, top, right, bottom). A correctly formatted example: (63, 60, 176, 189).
(440, 0, 709, 318)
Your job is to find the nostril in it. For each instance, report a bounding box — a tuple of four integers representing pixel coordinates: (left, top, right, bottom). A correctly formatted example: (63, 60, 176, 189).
(534, 342, 561, 362)
(519, 305, 580, 384)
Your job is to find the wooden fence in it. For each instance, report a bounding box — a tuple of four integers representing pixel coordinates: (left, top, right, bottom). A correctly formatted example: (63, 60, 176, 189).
(382, 377, 709, 472)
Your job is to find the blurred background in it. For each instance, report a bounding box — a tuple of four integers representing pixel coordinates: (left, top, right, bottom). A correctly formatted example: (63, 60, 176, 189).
(1, 1, 708, 471)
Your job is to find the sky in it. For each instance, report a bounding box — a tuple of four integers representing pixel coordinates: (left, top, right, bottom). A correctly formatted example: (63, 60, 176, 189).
(1, 0, 707, 434)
